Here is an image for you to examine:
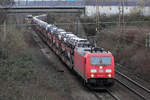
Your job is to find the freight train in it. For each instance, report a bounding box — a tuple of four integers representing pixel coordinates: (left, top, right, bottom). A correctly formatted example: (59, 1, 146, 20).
(31, 15, 115, 89)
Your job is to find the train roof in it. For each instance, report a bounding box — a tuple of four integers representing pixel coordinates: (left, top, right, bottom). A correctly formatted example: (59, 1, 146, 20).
(57, 28, 65, 32)
(35, 14, 47, 18)
(76, 47, 110, 56)
(47, 24, 52, 27)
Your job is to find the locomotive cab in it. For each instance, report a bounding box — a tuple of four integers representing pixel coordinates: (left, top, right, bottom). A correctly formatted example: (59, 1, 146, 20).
(74, 46, 115, 89)
(85, 52, 115, 88)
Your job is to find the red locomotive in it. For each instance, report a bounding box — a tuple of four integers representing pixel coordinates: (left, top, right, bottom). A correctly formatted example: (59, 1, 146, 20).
(74, 47, 114, 88)
(31, 15, 115, 89)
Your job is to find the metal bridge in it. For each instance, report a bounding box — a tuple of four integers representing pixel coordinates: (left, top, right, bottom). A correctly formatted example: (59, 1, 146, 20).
(0, 0, 85, 13)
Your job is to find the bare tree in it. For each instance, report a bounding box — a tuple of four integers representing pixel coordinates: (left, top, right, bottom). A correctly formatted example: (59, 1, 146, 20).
(0, 0, 14, 45)
(0, 0, 14, 24)
(0, 0, 14, 7)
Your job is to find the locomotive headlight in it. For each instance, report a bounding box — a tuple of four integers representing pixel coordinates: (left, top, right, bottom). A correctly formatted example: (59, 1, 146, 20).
(107, 74, 112, 78)
(91, 69, 97, 73)
(99, 66, 103, 69)
(91, 74, 96, 78)
(106, 69, 112, 73)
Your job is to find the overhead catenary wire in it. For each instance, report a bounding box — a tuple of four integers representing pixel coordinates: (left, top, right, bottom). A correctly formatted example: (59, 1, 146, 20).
(1, 20, 150, 26)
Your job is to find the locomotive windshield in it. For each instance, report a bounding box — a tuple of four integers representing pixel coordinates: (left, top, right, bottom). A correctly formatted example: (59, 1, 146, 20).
(90, 56, 111, 65)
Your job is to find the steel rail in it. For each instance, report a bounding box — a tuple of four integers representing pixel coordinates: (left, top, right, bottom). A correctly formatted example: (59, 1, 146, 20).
(116, 64, 150, 92)
(116, 70, 150, 93)
(92, 91, 103, 100)
(107, 89, 120, 100)
(115, 78, 147, 100)
(115, 70, 150, 100)
(87, 86, 119, 100)
(92, 90, 120, 100)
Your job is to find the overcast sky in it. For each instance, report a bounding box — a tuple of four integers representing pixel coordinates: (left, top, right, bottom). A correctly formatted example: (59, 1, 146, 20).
(15, 0, 72, 1)
(14, 0, 79, 2)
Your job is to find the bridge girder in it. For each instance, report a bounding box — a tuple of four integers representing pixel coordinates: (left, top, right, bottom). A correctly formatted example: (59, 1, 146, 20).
(1, 6, 85, 13)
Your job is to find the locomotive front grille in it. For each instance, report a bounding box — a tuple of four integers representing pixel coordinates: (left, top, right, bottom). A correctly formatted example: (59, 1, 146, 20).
(88, 78, 114, 86)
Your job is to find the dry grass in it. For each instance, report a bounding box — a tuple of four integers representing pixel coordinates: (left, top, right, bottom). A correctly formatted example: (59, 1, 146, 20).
(97, 26, 150, 81)
(0, 25, 27, 54)
(0, 23, 72, 100)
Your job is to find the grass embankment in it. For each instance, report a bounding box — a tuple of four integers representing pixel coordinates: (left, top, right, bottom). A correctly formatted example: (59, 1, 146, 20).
(0, 25, 36, 99)
(0, 24, 72, 100)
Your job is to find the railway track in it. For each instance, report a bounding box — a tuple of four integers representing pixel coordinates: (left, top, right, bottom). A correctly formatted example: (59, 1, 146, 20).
(92, 89, 120, 100)
(115, 70, 150, 100)
(33, 30, 120, 100)
(107, 89, 120, 100)
(32, 25, 150, 100)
